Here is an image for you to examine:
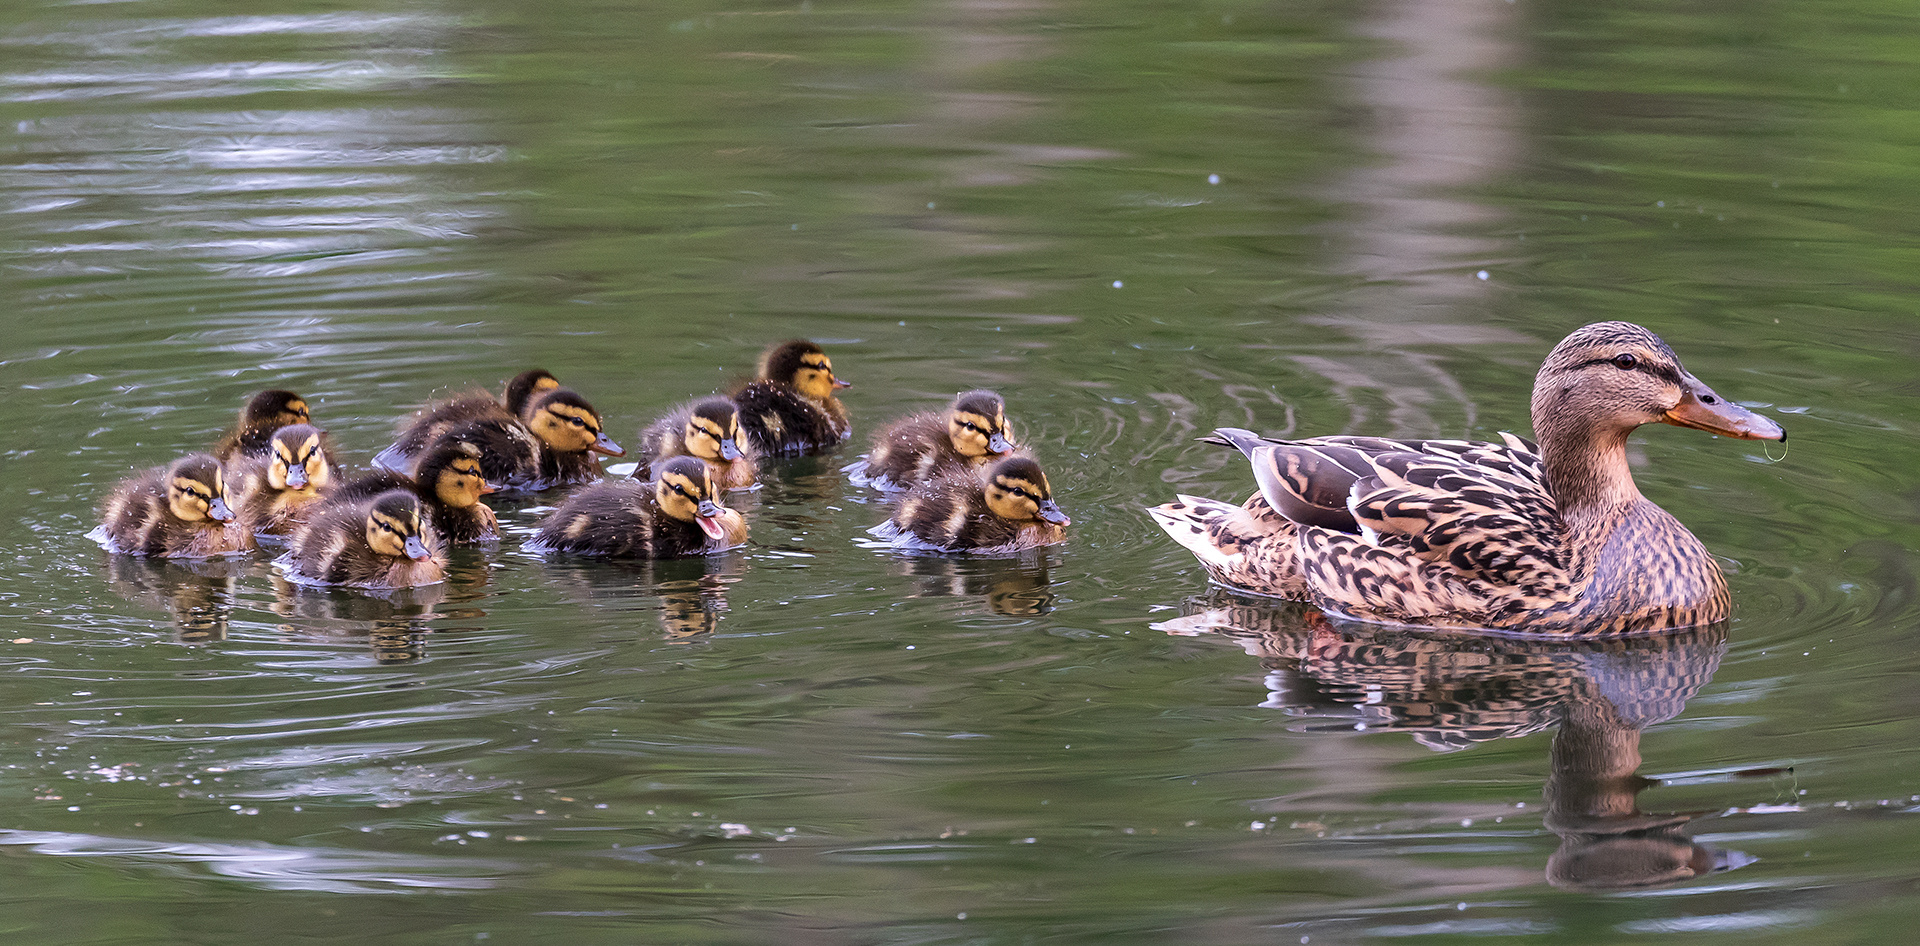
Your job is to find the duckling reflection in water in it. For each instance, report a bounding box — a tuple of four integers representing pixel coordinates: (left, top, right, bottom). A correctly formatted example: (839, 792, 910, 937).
(105, 555, 246, 643)
(93, 453, 253, 558)
(1156, 599, 1759, 890)
(895, 552, 1057, 616)
(539, 554, 744, 639)
(846, 389, 1016, 491)
(269, 574, 452, 664)
(874, 455, 1068, 554)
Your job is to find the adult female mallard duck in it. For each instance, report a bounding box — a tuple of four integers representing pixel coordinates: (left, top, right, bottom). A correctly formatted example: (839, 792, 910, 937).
(279, 490, 445, 589)
(846, 389, 1016, 491)
(328, 440, 499, 543)
(877, 454, 1069, 554)
(732, 340, 852, 456)
(634, 395, 757, 489)
(93, 453, 254, 558)
(231, 423, 336, 537)
(213, 389, 312, 463)
(371, 368, 562, 473)
(1148, 321, 1786, 636)
(531, 455, 747, 558)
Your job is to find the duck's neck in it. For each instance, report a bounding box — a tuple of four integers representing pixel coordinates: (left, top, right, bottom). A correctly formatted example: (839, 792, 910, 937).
(1538, 419, 1645, 530)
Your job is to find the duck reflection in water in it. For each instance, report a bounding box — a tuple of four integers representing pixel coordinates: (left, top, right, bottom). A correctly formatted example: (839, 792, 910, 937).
(268, 554, 489, 663)
(894, 549, 1057, 616)
(105, 555, 247, 643)
(1158, 596, 1765, 891)
(539, 554, 744, 640)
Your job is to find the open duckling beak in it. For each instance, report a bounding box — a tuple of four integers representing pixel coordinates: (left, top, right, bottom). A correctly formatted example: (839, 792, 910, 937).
(695, 499, 727, 539)
(403, 535, 432, 561)
(208, 496, 235, 522)
(1037, 498, 1070, 526)
(1661, 375, 1786, 441)
(592, 431, 626, 457)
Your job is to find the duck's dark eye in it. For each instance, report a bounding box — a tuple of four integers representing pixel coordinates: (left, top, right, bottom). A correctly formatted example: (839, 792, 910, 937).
(1611, 353, 1639, 370)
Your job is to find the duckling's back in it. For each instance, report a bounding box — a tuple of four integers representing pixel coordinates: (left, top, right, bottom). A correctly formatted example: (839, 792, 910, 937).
(852, 411, 969, 490)
(733, 381, 849, 457)
(534, 480, 711, 558)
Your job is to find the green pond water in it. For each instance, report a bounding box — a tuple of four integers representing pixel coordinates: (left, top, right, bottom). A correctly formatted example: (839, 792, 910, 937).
(3, 0, 1919, 942)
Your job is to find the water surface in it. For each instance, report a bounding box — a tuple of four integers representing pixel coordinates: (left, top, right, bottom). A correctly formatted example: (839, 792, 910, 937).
(3, 0, 1919, 942)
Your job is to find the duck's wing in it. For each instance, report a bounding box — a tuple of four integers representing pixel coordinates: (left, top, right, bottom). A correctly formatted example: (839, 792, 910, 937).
(1210, 428, 1571, 621)
(1343, 432, 1566, 592)
(1203, 428, 1377, 532)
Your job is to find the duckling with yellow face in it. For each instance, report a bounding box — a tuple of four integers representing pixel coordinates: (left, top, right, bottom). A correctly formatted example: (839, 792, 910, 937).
(732, 340, 852, 456)
(94, 453, 254, 558)
(279, 490, 445, 589)
(847, 389, 1016, 491)
(329, 440, 500, 543)
(372, 368, 564, 474)
(533, 455, 748, 558)
(388, 386, 622, 493)
(214, 390, 312, 463)
(636, 396, 757, 490)
(881, 454, 1070, 554)
(231, 424, 336, 537)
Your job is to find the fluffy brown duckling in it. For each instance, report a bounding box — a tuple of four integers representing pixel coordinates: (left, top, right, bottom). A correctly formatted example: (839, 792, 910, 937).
(532, 455, 748, 558)
(372, 368, 563, 474)
(421, 387, 623, 493)
(847, 389, 1016, 491)
(231, 424, 336, 536)
(328, 440, 500, 543)
(635, 395, 757, 489)
(213, 389, 312, 463)
(279, 490, 445, 589)
(732, 340, 852, 456)
(880, 454, 1069, 554)
(93, 453, 254, 558)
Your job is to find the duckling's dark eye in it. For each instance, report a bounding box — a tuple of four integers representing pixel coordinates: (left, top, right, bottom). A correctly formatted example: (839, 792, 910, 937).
(1611, 353, 1639, 370)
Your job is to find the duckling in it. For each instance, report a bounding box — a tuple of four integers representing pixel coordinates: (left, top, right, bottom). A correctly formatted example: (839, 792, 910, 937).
(230, 423, 336, 537)
(421, 387, 623, 493)
(213, 390, 312, 463)
(635, 395, 757, 489)
(329, 440, 500, 543)
(732, 340, 852, 456)
(372, 368, 562, 474)
(846, 389, 1016, 490)
(93, 453, 254, 558)
(880, 454, 1069, 553)
(532, 455, 748, 558)
(279, 490, 445, 589)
